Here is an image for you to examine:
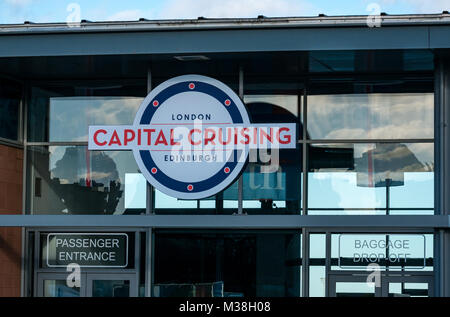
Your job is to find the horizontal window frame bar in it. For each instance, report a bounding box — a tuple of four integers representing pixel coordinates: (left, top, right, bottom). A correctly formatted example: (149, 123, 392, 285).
(26, 139, 435, 147)
(0, 137, 23, 148)
(0, 215, 448, 228)
(308, 208, 434, 211)
(302, 139, 435, 144)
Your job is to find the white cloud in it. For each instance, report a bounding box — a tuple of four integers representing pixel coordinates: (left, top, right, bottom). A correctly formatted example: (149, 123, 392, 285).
(5, 0, 33, 6)
(107, 9, 149, 21)
(381, 0, 450, 13)
(407, 0, 449, 13)
(156, 0, 318, 19)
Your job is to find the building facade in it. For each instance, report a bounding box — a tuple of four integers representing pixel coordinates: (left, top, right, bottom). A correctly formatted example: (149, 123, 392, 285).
(0, 13, 449, 297)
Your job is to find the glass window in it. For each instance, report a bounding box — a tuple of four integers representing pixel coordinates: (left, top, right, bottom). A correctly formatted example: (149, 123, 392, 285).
(0, 79, 21, 141)
(44, 280, 80, 297)
(154, 180, 239, 214)
(308, 143, 434, 215)
(27, 81, 146, 142)
(307, 93, 433, 140)
(309, 234, 326, 297)
(27, 146, 145, 215)
(308, 50, 434, 73)
(154, 231, 301, 297)
(92, 280, 130, 297)
(241, 94, 302, 214)
(49, 96, 143, 142)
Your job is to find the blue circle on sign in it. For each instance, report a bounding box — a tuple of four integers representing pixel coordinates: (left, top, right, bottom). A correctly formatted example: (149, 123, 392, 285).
(132, 75, 250, 200)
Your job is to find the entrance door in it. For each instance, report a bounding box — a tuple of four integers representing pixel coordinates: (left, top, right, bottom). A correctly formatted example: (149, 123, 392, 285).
(328, 274, 381, 297)
(86, 273, 137, 297)
(382, 275, 434, 297)
(328, 273, 433, 297)
(37, 273, 137, 297)
(37, 273, 87, 297)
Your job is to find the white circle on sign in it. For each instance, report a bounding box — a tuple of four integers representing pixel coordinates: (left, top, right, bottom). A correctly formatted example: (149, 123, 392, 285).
(132, 74, 250, 199)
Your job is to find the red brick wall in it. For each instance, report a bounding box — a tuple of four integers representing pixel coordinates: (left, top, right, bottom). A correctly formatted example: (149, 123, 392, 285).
(0, 144, 23, 297)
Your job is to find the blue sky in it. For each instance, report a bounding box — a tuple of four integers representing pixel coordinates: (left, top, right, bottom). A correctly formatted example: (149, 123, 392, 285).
(0, 0, 449, 24)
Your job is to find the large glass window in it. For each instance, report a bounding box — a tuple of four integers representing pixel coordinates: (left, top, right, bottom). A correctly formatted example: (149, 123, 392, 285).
(308, 143, 434, 215)
(307, 93, 433, 140)
(48, 96, 143, 142)
(305, 75, 434, 215)
(0, 79, 21, 141)
(27, 146, 145, 215)
(27, 81, 146, 142)
(154, 231, 302, 297)
(24, 67, 434, 216)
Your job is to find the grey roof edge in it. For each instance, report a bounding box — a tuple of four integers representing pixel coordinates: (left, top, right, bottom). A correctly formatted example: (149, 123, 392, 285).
(1, 13, 450, 35)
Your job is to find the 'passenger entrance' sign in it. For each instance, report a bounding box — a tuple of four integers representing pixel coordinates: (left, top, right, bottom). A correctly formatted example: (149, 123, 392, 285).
(45, 233, 128, 268)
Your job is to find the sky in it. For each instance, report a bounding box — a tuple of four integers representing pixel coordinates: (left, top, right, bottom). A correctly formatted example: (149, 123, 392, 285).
(0, 0, 449, 24)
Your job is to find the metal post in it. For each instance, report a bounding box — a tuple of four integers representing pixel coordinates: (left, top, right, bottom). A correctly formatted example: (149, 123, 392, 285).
(436, 55, 450, 297)
(145, 228, 152, 297)
(21, 81, 29, 297)
(237, 66, 244, 214)
(302, 88, 308, 215)
(301, 228, 309, 297)
(146, 68, 154, 215)
(145, 67, 154, 297)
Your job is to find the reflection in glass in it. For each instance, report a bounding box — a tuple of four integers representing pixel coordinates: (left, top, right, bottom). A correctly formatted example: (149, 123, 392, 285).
(28, 82, 146, 142)
(154, 179, 239, 214)
(44, 280, 80, 297)
(307, 93, 433, 139)
(0, 97, 19, 140)
(241, 95, 302, 213)
(388, 283, 429, 297)
(28, 146, 145, 215)
(335, 282, 375, 297)
(49, 96, 143, 142)
(0, 79, 21, 141)
(309, 234, 326, 297)
(154, 231, 301, 297)
(92, 280, 130, 297)
(308, 143, 433, 214)
(308, 50, 434, 73)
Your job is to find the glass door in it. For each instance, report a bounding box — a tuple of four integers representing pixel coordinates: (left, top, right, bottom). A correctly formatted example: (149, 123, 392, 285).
(37, 273, 87, 297)
(86, 274, 137, 297)
(382, 275, 434, 297)
(328, 273, 433, 297)
(328, 274, 381, 297)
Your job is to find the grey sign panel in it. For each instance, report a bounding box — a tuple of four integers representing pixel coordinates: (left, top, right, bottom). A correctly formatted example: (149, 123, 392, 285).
(45, 233, 128, 268)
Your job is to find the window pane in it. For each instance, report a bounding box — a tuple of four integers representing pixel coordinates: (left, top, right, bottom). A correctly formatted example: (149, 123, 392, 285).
(27, 146, 145, 215)
(49, 96, 142, 142)
(307, 93, 433, 139)
(92, 280, 130, 297)
(44, 280, 80, 297)
(242, 94, 302, 214)
(309, 234, 326, 297)
(28, 82, 146, 142)
(0, 79, 21, 141)
(154, 179, 239, 214)
(308, 143, 434, 214)
(154, 231, 301, 297)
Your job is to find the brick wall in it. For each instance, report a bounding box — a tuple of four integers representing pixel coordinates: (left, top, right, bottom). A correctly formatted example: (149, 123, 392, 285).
(0, 144, 23, 297)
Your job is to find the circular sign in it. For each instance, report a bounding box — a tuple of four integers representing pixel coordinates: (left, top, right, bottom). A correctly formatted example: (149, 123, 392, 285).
(132, 75, 250, 199)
